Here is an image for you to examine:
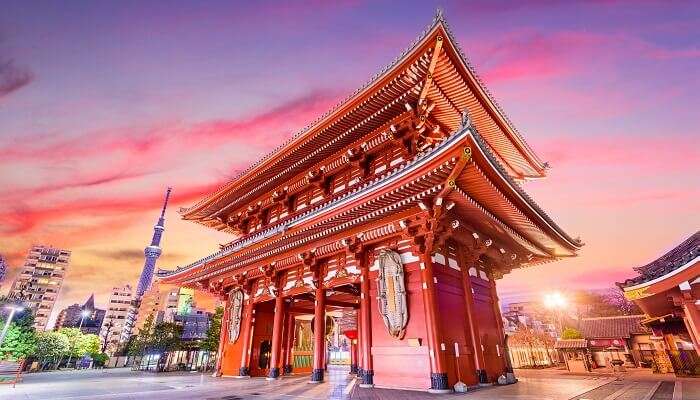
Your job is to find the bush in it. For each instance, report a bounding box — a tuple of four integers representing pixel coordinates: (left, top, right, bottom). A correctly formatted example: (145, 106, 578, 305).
(561, 327, 583, 339)
(91, 352, 109, 367)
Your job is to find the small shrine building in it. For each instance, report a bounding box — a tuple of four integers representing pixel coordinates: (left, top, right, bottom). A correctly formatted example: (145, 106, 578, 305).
(159, 13, 581, 392)
(618, 231, 699, 373)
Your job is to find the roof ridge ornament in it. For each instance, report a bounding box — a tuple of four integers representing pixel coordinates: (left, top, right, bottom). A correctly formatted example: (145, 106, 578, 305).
(460, 109, 472, 130)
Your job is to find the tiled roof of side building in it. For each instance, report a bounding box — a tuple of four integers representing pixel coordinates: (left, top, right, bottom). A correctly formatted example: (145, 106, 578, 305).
(618, 231, 699, 288)
(555, 339, 587, 349)
(579, 315, 649, 339)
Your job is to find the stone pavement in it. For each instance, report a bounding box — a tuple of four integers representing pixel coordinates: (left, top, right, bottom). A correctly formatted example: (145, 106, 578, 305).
(0, 366, 698, 399)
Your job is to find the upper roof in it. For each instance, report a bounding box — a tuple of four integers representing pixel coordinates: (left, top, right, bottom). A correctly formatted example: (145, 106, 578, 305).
(180, 11, 549, 224)
(618, 231, 700, 289)
(579, 315, 649, 339)
(159, 123, 581, 284)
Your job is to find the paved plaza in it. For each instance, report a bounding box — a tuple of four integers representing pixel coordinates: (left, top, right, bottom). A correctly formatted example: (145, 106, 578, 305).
(1, 367, 698, 400)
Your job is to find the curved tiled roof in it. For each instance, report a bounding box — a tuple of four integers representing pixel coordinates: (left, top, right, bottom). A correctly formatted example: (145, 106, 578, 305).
(181, 10, 548, 221)
(618, 231, 699, 288)
(159, 122, 580, 281)
(579, 315, 649, 339)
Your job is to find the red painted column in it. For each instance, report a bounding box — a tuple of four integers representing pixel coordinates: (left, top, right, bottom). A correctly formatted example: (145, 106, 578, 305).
(359, 255, 374, 387)
(488, 275, 507, 372)
(356, 305, 364, 379)
(310, 285, 326, 383)
(214, 295, 231, 377)
(283, 311, 295, 374)
(267, 294, 285, 379)
(238, 297, 254, 377)
(419, 250, 450, 393)
(350, 339, 358, 374)
(457, 245, 487, 383)
(683, 301, 700, 356)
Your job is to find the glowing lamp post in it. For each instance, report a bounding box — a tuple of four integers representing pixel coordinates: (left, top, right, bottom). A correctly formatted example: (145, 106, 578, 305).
(67, 309, 92, 368)
(543, 292, 567, 336)
(78, 309, 91, 330)
(0, 305, 25, 347)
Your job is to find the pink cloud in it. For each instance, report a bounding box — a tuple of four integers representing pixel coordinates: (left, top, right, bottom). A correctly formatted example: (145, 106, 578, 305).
(535, 133, 699, 171)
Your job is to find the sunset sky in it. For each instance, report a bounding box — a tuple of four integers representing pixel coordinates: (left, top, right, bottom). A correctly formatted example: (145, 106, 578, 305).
(1, 1, 698, 328)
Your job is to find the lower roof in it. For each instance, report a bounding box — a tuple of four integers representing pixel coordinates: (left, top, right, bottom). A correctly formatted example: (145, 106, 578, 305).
(618, 231, 699, 289)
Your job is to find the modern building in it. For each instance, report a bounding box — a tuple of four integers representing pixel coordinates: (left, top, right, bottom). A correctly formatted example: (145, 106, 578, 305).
(54, 294, 106, 334)
(618, 230, 699, 375)
(0, 254, 7, 285)
(100, 284, 133, 354)
(175, 307, 212, 341)
(122, 187, 172, 342)
(9, 245, 70, 331)
(130, 282, 180, 337)
(159, 12, 581, 392)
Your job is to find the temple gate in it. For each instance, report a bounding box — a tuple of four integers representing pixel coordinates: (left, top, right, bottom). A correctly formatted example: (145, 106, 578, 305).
(159, 12, 580, 392)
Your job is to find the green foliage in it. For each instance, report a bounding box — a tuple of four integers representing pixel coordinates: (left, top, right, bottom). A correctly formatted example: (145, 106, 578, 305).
(76, 334, 101, 356)
(202, 306, 223, 352)
(35, 331, 70, 361)
(127, 314, 154, 356)
(127, 317, 183, 355)
(561, 327, 583, 340)
(91, 352, 109, 367)
(57, 327, 83, 357)
(0, 322, 37, 360)
(149, 322, 183, 353)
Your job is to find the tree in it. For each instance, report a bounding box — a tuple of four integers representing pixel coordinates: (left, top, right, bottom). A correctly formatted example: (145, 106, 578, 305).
(77, 334, 101, 357)
(101, 316, 115, 353)
(57, 328, 83, 358)
(128, 314, 154, 356)
(562, 327, 583, 340)
(604, 287, 642, 315)
(202, 306, 223, 352)
(0, 300, 37, 361)
(35, 331, 70, 369)
(0, 322, 37, 360)
(148, 322, 183, 353)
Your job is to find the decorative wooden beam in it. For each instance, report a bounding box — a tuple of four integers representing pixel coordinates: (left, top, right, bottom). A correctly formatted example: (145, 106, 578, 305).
(417, 35, 444, 107)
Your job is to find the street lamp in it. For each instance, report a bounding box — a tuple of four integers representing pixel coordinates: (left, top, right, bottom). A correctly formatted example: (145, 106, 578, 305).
(67, 309, 92, 368)
(0, 305, 25, 347)
(543, 292, 568, 333)
(543, 292, 567, 310)
(78, 309, 91, 330)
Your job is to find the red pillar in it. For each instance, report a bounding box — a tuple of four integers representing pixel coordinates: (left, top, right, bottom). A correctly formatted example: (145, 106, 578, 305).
(419, 251, 450, 393)
(458, 249, 487, 384)
(238, 298, 254, 377)
(356, 305, 364, 379)
(359, 256, 374, 387)
(268, 295, 285, 379)
(350, 339, 358, 374)
(488, 275, 507, 372)
(683, 301, 700, 356)
(310, 285, 326, 383)
(283, 311, 295, 374)
(214, 296, 231, 377)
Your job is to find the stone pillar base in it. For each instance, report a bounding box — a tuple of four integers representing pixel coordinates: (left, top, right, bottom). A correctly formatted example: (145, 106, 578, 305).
(360, 369, 374, 387)
(350, 364, 358, 374)
(238, 367, 250, 378)
(266, 367, 280, 380)
(308, 368, 324, 383)
(429, 372, 451, 393)
(477, 369, 488, 384)
(283, 364, 293, 375)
